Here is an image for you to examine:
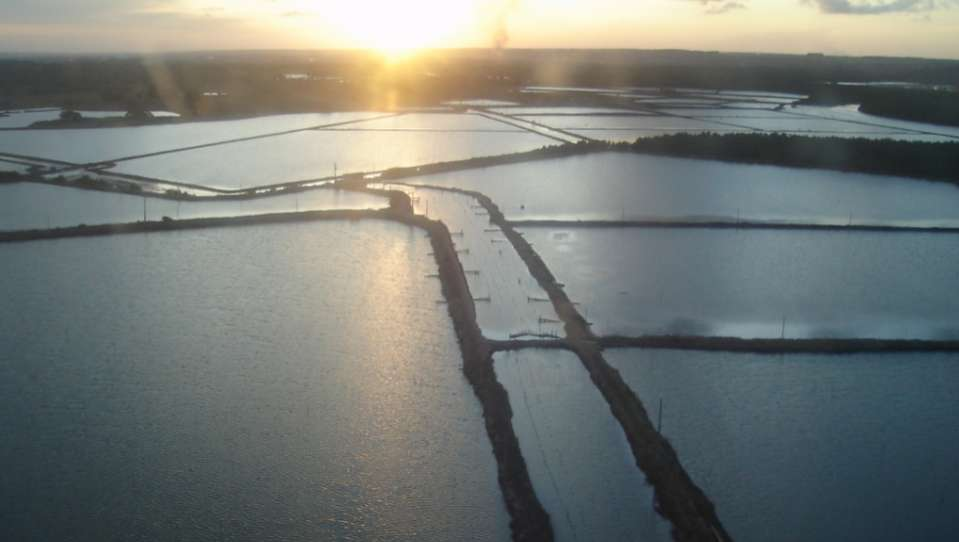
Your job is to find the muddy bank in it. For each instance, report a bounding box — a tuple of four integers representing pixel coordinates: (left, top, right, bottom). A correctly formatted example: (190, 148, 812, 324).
(600, 335, 959, 353)
(343, 184, 552, 541)
(488, 339, 571, 352)
(411, 212, 553, 542)
(406, 181, 732, 542)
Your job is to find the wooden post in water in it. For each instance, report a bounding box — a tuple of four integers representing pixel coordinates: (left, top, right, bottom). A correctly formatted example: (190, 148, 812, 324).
(781, 316, 786, 339)
(142, 197, 147, 222)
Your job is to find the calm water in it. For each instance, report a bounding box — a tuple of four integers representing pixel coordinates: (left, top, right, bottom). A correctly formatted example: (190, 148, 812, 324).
(408, 152, 959, 225)
(0, 110, 63, 129)
(606, 348, 959, 542)
(492, 107, 651, 116)
(111, 123, 552, 189)
(520, 227, 959, 339)
(0, 112, 383, 163)
(786, 105, 959, 140)
(320, 113, 525, 132)
(0, 221, 509, 542)
(0, 183, 387, 231)
(494, 350, 672, 542)
(497, 102, 959, 142)
(520, 115, 739, 131)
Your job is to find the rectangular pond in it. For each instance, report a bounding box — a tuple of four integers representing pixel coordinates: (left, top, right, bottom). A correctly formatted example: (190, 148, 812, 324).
(0, 183, 387, 231)
(0, 112, 385, 164)
(406, 152, 959, 226)
(0, 220, 510, 542)
(318, 112, 526, 132)
(519, 227, 959, 339)
(494, 349, 672, 542)
(606, 348, 959, 542)
(109, 127, 554, 190)
(527, 115, 741, 132)
(785, 105, 959, 140)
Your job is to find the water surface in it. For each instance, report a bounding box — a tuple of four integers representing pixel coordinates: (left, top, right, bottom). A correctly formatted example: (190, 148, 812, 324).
(0, 183, 387, 231)
(494, 350, 672, 542)
(407, 152, 959, 225)
(607, 348, 959, 542)
(0, 112, 384, 163)
(520, 227, 959, 339)
(0, 221, 509, 541)
(111, 127, 553, 189)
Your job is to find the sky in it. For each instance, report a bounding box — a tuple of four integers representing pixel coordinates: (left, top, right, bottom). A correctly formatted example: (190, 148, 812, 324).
(1, 0, 958, 59)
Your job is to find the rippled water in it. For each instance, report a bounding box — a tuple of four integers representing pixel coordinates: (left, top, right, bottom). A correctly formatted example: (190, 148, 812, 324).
(607, 348, 959, 542)
(494, 350, 672, 542)
(0, 183, 387, 231)
(520, 227, 959, 339)
(0, 221, 509, 541)
(407, 152, 959, 225)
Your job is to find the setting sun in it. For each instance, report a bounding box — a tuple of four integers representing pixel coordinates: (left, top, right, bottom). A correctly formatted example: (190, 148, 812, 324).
(325, 0, 479, 54)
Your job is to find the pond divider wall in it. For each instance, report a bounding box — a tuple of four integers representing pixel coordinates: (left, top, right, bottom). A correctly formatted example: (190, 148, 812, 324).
(401, 181, 733, 542)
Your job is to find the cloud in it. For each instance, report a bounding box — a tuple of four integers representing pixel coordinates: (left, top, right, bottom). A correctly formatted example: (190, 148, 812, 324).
(689, 0, 749, 14)
(805, 0, 958, 14)
(706, 1, 748, 14)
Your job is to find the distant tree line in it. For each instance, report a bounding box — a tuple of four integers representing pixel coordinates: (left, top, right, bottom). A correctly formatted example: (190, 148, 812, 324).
(627, 133, 959, 184)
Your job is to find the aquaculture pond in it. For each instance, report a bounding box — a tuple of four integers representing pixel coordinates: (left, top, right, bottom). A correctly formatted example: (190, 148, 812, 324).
(0, 221, 510, 542)
(518, 115, 739, 132)
(0, 183, 388, 231)
(519, 227, 959, 339)
(607, 348, 959, 542)
(494, 349, 672, 542)
(407, 152, 959, 226)
(785, 105, 959, 140)
(0, 111, 385, 164)
(109, 122, 554, 190)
